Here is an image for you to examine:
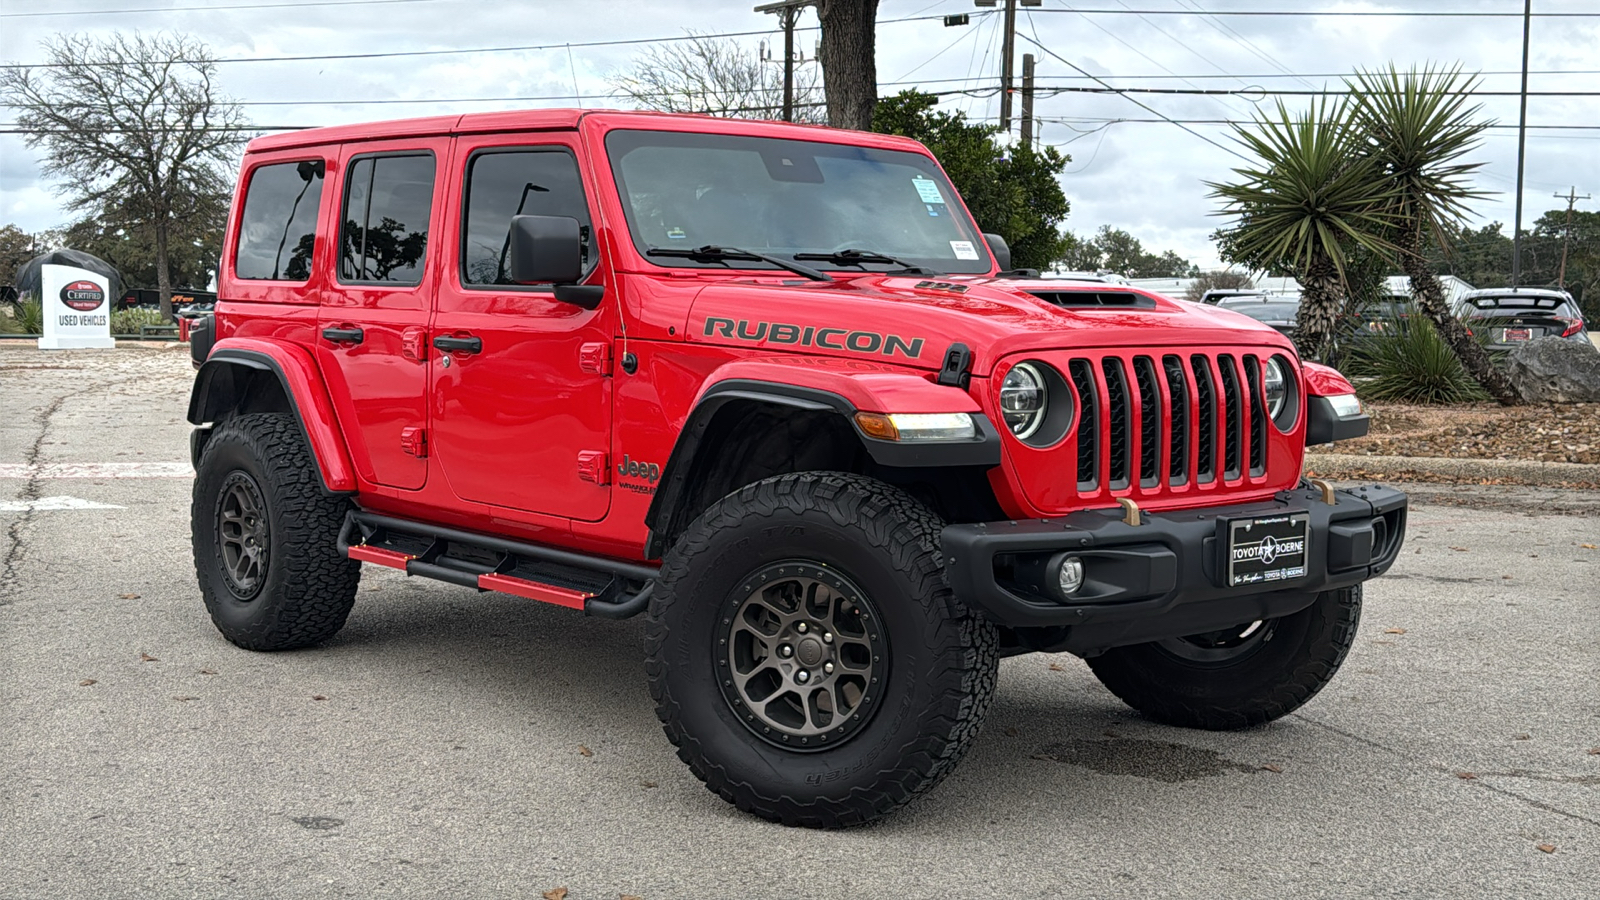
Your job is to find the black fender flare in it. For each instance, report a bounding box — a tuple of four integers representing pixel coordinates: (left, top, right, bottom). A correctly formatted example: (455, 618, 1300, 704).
(642, 379, 1000, 558)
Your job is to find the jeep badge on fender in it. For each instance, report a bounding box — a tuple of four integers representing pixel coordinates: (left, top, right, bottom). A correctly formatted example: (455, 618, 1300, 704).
(187, 109, 1403, 829)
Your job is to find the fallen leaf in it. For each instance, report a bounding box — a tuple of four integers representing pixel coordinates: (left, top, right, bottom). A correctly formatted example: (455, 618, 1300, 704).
(312, 695, 327, 701)
(622, 895, 644, 900)
(543, 889, 568, 900)
(1371, 640, 1394, 646)
(1502, 575, 1513, 580)
(1030, 753, 1056, 762)
(1449, 546, 1469, 552)
(198, 668, 217, 675)
(79, 679, 97, 686)
(118, 593, 140, 600)
(578, 745, 593, 758)
(1260, 763, 1283, 773)
(1587, 747, 1600, 755)
(138, 653, 158, 662)
(1537, 844, 1556, 854)
(1513, 733, 1531, 741)
(640, 780, 657, 789)
(1455, 771, 1477, 780)
(1385, 627, 1407, 634)
(1004, 726, 1019, 737)
(1047, 662, 1066, 672)
(173, 696, 198, 702)
(1581, 544, 1597, 550)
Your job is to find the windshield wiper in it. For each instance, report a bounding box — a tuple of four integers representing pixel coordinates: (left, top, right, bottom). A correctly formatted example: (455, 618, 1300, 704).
(646, 245, 832, 282)
(792, 249, 942, 276)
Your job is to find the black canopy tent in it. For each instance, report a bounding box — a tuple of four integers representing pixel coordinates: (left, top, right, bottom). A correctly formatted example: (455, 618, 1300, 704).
(12, 249, 125, 303)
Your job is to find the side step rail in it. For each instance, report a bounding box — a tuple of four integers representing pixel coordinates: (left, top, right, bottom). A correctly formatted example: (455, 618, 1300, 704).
(336, 510, 657, 619)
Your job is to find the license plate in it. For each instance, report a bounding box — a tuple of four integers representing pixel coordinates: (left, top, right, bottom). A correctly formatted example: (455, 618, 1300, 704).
(1226, 512, 1310, 587)
(1500, 327, 1532, 342)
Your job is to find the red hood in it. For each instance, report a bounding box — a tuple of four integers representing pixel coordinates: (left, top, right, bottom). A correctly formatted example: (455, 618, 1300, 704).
(684, 275, 1297, 376)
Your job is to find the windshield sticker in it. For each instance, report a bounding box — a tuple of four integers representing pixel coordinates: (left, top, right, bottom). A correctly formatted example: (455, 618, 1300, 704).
(926, 204, 940, 217)
(666, 226, 687, 240)
(949, 240, 979, 260)
(703, 316, 925, 359)
(912, 176, 945, 205)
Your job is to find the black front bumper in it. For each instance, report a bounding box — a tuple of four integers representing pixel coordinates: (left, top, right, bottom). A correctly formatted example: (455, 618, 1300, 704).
(941, 484, 1407, 655)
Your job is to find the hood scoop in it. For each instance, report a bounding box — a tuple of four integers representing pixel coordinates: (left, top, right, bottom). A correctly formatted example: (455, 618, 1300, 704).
(1026, 290, 1157, 309)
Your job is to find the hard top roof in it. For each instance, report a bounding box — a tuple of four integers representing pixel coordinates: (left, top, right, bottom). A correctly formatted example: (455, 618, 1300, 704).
(245, 108, 929, 155)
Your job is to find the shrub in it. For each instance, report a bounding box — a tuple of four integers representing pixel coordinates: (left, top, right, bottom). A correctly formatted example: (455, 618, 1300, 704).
(110, 307, 168, 335)
(11, 299, 44, 334)
(1345, 314, 1489, 404)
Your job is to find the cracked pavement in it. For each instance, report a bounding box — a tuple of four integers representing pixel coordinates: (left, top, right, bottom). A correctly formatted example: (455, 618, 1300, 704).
(1, 342, 1596, 899)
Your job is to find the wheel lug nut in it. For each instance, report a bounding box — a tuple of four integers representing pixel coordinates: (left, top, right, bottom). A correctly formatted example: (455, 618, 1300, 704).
(823, 662, 834, 674)
(796, 670, 810, 684)
(822, 632, 833, 643)
(778, 644, 793, 658)
(796, 622, 808, 633)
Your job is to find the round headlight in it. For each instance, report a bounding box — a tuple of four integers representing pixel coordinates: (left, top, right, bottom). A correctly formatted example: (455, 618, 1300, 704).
(1000, 362, 1047, 440)
(1263, 357, 1289, 419)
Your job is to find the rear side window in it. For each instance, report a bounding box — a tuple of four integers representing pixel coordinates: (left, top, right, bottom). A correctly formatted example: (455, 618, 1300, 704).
(235, 160, 325, 281)
(461, 149, 592, 286)
(340, 153, 435, 285)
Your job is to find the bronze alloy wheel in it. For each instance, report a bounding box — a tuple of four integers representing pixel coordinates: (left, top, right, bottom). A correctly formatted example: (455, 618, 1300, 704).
(717, 561, 888, 751)
(215, 470, 270, 600)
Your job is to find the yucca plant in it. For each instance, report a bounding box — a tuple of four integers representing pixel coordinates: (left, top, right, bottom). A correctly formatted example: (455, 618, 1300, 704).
(1348, 64, 1516, 404)
(1208, 96, 1402, 362)
(1346, 313, 1488, 404)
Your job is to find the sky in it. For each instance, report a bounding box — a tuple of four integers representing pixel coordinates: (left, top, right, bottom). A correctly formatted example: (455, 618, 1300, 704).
(2, 0, 1598, 271)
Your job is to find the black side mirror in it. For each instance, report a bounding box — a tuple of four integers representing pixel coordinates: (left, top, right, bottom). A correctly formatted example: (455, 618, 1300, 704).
(982, 232, 1011, 272)
(508, 214, 604, 309)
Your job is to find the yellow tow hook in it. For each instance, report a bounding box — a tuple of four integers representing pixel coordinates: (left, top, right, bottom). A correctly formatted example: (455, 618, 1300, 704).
(1308, 478, 1337, 505)
(1116, 497, 1142, 527)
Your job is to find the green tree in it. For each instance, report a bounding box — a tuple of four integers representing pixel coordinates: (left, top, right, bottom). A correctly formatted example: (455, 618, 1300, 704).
(1, 33, 247, 317)
(1349, 64, 1516, 404)
(1208, 97, 1398, 361)
(56, 192, 226, 291)
(873, 90, 1071, 270)
(1063, 226, 1197, 277)
(0, 224, 44, 286)
(1184, 270, 1254, 303)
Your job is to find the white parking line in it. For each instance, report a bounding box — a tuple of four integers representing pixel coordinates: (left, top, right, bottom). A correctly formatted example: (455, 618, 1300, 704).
(0, 462, 193, 479)
(0, 496, 126, 511)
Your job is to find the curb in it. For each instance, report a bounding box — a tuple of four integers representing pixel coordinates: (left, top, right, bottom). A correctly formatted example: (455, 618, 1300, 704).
(1306, 452, 1600, 487)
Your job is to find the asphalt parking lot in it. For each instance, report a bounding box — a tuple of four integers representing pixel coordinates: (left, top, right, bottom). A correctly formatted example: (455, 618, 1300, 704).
(2, 343, 1596, 900)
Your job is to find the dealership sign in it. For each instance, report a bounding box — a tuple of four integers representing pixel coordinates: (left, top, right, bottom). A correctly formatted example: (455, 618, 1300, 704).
(39, 264, 115, 349)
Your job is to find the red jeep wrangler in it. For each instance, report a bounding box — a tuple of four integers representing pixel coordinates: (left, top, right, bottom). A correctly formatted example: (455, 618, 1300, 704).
(187, 110, 1405, 827)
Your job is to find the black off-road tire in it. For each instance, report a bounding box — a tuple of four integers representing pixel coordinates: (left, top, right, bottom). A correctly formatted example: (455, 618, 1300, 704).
(1086, 585, 1361, 730)
(191, 413, 360, 650)
(645, 472, 999, 828)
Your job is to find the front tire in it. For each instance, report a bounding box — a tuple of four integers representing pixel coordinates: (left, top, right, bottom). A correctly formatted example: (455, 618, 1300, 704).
(645, 472, 998, 828)
(191, 413, 360, 650)
(1085, 586, 1361, 730)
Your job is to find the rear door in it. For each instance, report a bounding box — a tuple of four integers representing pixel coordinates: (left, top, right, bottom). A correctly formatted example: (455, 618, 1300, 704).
(429, 136, 613, 521)
(316, 140, 448, 490)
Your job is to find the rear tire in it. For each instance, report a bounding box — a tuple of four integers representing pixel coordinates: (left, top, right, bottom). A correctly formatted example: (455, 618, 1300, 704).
(645, 472, 998, 828)
(1085, 585, 1361, 730)
(191, 413, 360, 650)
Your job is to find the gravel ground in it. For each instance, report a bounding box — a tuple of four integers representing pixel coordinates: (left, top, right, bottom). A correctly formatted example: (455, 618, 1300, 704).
(3, 343, 1598, 899)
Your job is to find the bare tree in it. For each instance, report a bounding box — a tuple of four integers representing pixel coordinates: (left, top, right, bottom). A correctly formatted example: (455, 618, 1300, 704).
(609, 34, 825, 123)
(817, 0, 879, 130)
(1, 33, 247, 317)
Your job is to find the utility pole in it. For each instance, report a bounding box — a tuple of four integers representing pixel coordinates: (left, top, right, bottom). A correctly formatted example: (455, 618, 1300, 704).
(1020, 52, 1036, 149)
(1511, 0, 1532, 287)
(756, 0, 816, 122)
(1554, 186, 1591, 290)
(976, 0, 1040, 134)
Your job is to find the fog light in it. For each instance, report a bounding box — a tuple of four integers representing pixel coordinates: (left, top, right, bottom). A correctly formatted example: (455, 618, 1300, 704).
(1056, 555, 1085, 596)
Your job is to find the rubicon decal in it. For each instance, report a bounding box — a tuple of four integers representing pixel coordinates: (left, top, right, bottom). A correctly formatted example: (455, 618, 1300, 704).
(703, 317, 925, 359)
(60, 280, 106, 312)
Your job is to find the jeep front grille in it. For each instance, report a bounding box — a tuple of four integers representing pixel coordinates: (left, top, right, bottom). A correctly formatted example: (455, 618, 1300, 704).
(1064, 352, 1272, 494)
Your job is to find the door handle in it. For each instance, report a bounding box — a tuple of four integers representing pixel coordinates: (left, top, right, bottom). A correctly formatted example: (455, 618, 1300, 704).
(321, 326, 364, 345)
(432, 334, 483, 354)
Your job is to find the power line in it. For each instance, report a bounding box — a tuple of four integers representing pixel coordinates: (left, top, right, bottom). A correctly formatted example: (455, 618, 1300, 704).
(1027, 7, 1600, 17)
(0, 0, 439, 18)
(0, 11, 963, 70)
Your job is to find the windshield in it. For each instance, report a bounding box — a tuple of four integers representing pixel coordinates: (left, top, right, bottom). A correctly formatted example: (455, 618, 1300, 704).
(605, 129, 993, 275)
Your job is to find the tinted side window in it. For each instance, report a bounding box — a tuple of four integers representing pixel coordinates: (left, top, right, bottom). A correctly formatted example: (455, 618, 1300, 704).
(340, 154, 435, 285)
(235, 160, 324, 281)
(462, 149, 592, 286)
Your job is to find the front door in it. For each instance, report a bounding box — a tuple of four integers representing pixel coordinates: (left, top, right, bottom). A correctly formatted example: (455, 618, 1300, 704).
(430, 137, 613, 521)
(316, 140, 447, 490)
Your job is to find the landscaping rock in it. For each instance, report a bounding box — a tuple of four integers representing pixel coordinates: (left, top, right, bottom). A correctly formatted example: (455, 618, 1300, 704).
(1505, 337, 1600, 403)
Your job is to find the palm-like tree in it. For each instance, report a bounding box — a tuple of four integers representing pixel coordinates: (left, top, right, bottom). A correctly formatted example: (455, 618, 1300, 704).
(1208, 97, 1400, 362)
(1349, 64, 1518, 404)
